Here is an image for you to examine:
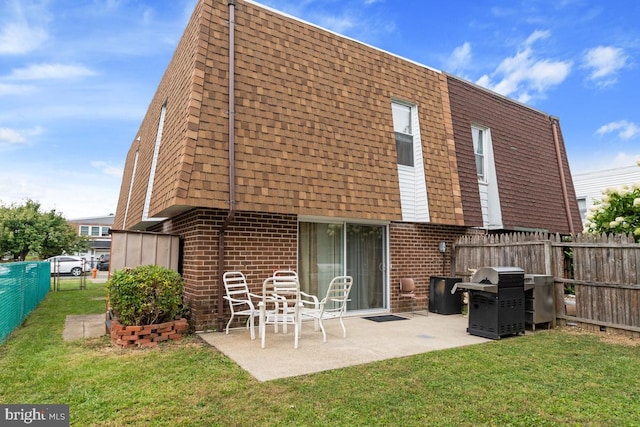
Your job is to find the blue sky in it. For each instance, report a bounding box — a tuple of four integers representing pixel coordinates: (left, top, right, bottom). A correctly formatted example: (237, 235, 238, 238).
(0, 0, 638, 219)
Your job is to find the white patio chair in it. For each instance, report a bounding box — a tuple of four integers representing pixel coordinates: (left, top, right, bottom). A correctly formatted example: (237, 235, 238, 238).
(301, 276, 353, 343)
(222, 271, 261, 340)
(272, 270, 318, 335)
(259, 273, 301, 349)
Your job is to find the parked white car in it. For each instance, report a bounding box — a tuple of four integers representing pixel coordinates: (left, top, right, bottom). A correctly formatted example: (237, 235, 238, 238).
(47, 256, 91, 276)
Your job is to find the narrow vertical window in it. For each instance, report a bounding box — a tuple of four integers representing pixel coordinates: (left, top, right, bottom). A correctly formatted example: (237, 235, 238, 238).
(472, 126, 486, 182)
(392, 102, 414, 167)
(577, 197, 587, 222)
(471, 124, 502, 229)
(392, 99, 429, 222)
(123, 144, 140, 230)
(143, 102, 167, 219)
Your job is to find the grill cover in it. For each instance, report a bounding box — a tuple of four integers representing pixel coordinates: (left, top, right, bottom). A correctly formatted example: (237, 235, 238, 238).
(471, 267, 525, 287)
(452, 267, 525, 294)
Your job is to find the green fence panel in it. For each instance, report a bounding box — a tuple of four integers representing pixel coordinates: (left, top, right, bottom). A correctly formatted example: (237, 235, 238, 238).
(0, 262, 50, 344)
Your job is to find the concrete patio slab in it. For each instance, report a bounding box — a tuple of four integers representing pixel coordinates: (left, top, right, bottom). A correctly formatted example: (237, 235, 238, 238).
(63, 314, 106, 341)
(199, 313, 491, 382)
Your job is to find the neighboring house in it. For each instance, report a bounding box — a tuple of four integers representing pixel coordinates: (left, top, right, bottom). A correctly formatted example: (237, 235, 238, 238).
(113, 0, 582, 331)
(573, 164, 640, 226)
(67, 215, 114, 265)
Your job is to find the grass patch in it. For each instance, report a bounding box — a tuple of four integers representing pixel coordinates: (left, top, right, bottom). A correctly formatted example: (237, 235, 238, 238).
(2, 285, 639, 426)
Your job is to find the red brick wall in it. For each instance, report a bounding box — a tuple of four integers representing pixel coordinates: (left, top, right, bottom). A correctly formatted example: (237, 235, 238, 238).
(156, 208, 297, 331)
(155, 209, 477, 328)
(389, 222, 473, 312)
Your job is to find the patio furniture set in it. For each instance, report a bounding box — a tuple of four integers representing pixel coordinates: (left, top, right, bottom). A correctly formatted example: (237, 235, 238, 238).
(222, 270, 354, 349)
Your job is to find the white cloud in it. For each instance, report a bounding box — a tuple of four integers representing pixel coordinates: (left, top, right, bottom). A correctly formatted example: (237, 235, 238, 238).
(596, 120, 640, 140)
(6, 63, 96, 81)
(582, 45, 628, 87)
(0, 22, 48, 55)
(0, 0, 50, 55)
(570, 151, 640, 174)
(446, 42, 472, 72)
(0, 169, 120, 219)
(611, 152, 640, 167)
(91, 161, 124, 178)
(475, 30, 571, 103)
(317, 15, 355, 34)
(524, 29, 551, 46)
(0, 126, 42, 148)
(0, 127, 26, 145)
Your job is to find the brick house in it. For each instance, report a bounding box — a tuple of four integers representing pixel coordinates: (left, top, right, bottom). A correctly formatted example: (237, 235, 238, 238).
(113, 0, 582, 331)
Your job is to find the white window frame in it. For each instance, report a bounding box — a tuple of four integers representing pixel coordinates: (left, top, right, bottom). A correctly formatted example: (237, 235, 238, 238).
(577, 197, 587, 223)
(391, 99, 430, 222)
(392, 101, 414, 167)
(472, 125, 489, 184)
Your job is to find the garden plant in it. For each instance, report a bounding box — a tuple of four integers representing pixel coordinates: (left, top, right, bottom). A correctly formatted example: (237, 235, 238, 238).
(106, 264, 184, 326)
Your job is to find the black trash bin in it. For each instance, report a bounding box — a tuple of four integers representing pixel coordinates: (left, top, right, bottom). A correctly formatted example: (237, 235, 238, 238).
(429, 276, 462, 314)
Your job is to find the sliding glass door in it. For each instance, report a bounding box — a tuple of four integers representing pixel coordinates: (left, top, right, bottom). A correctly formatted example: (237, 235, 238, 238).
(299, 221, 387, 311)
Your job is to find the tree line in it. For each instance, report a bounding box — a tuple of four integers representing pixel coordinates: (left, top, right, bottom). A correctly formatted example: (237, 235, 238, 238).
(0, 199, 89, 261)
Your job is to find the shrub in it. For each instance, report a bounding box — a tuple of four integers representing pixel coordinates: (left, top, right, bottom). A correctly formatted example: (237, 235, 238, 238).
(107, 265, 184, 327)
(583, 184, 640, 241)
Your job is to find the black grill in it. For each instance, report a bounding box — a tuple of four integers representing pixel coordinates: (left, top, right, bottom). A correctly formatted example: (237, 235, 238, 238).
(454, 267, 525, 340)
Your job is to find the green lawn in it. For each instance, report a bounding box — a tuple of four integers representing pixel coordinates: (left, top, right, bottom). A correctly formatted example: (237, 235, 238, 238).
(1, 281, 639, 426)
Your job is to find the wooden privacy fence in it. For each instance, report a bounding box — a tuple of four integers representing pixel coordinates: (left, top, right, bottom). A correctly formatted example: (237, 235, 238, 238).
(453, 232, 640, 336)
(110, 230, 182, 274)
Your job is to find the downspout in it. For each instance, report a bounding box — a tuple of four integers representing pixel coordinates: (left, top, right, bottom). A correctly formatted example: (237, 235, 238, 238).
(550, 116, 575, 234)
(217, 0, 237, 331)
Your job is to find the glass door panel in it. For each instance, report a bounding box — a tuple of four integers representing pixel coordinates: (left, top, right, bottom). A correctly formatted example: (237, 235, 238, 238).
(346, 224, 385, 311)
(298, 222, 344, 298)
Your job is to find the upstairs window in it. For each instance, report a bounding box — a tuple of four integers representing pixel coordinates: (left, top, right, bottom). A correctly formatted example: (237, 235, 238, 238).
(577, 197, 587, 222)
(472, 126, 487, 183)
(392, 102, 414, 167)
(79, 225, 89, 236)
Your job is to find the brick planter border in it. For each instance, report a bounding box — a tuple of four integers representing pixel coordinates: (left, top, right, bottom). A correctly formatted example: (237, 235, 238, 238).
(110, 318, 189, 348)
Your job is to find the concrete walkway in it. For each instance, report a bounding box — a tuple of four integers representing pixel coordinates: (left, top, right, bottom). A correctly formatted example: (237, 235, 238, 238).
(63, 314, 106, 341)
(61, 272, 109, 341)
(199, 313, 491, 382)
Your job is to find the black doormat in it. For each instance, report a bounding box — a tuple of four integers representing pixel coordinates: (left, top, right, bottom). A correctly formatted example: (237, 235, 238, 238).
(362, 315, 408, 322)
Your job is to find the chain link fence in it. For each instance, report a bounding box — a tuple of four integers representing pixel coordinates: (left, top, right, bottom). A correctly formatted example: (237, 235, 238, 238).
(0, 262, 50, 344)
